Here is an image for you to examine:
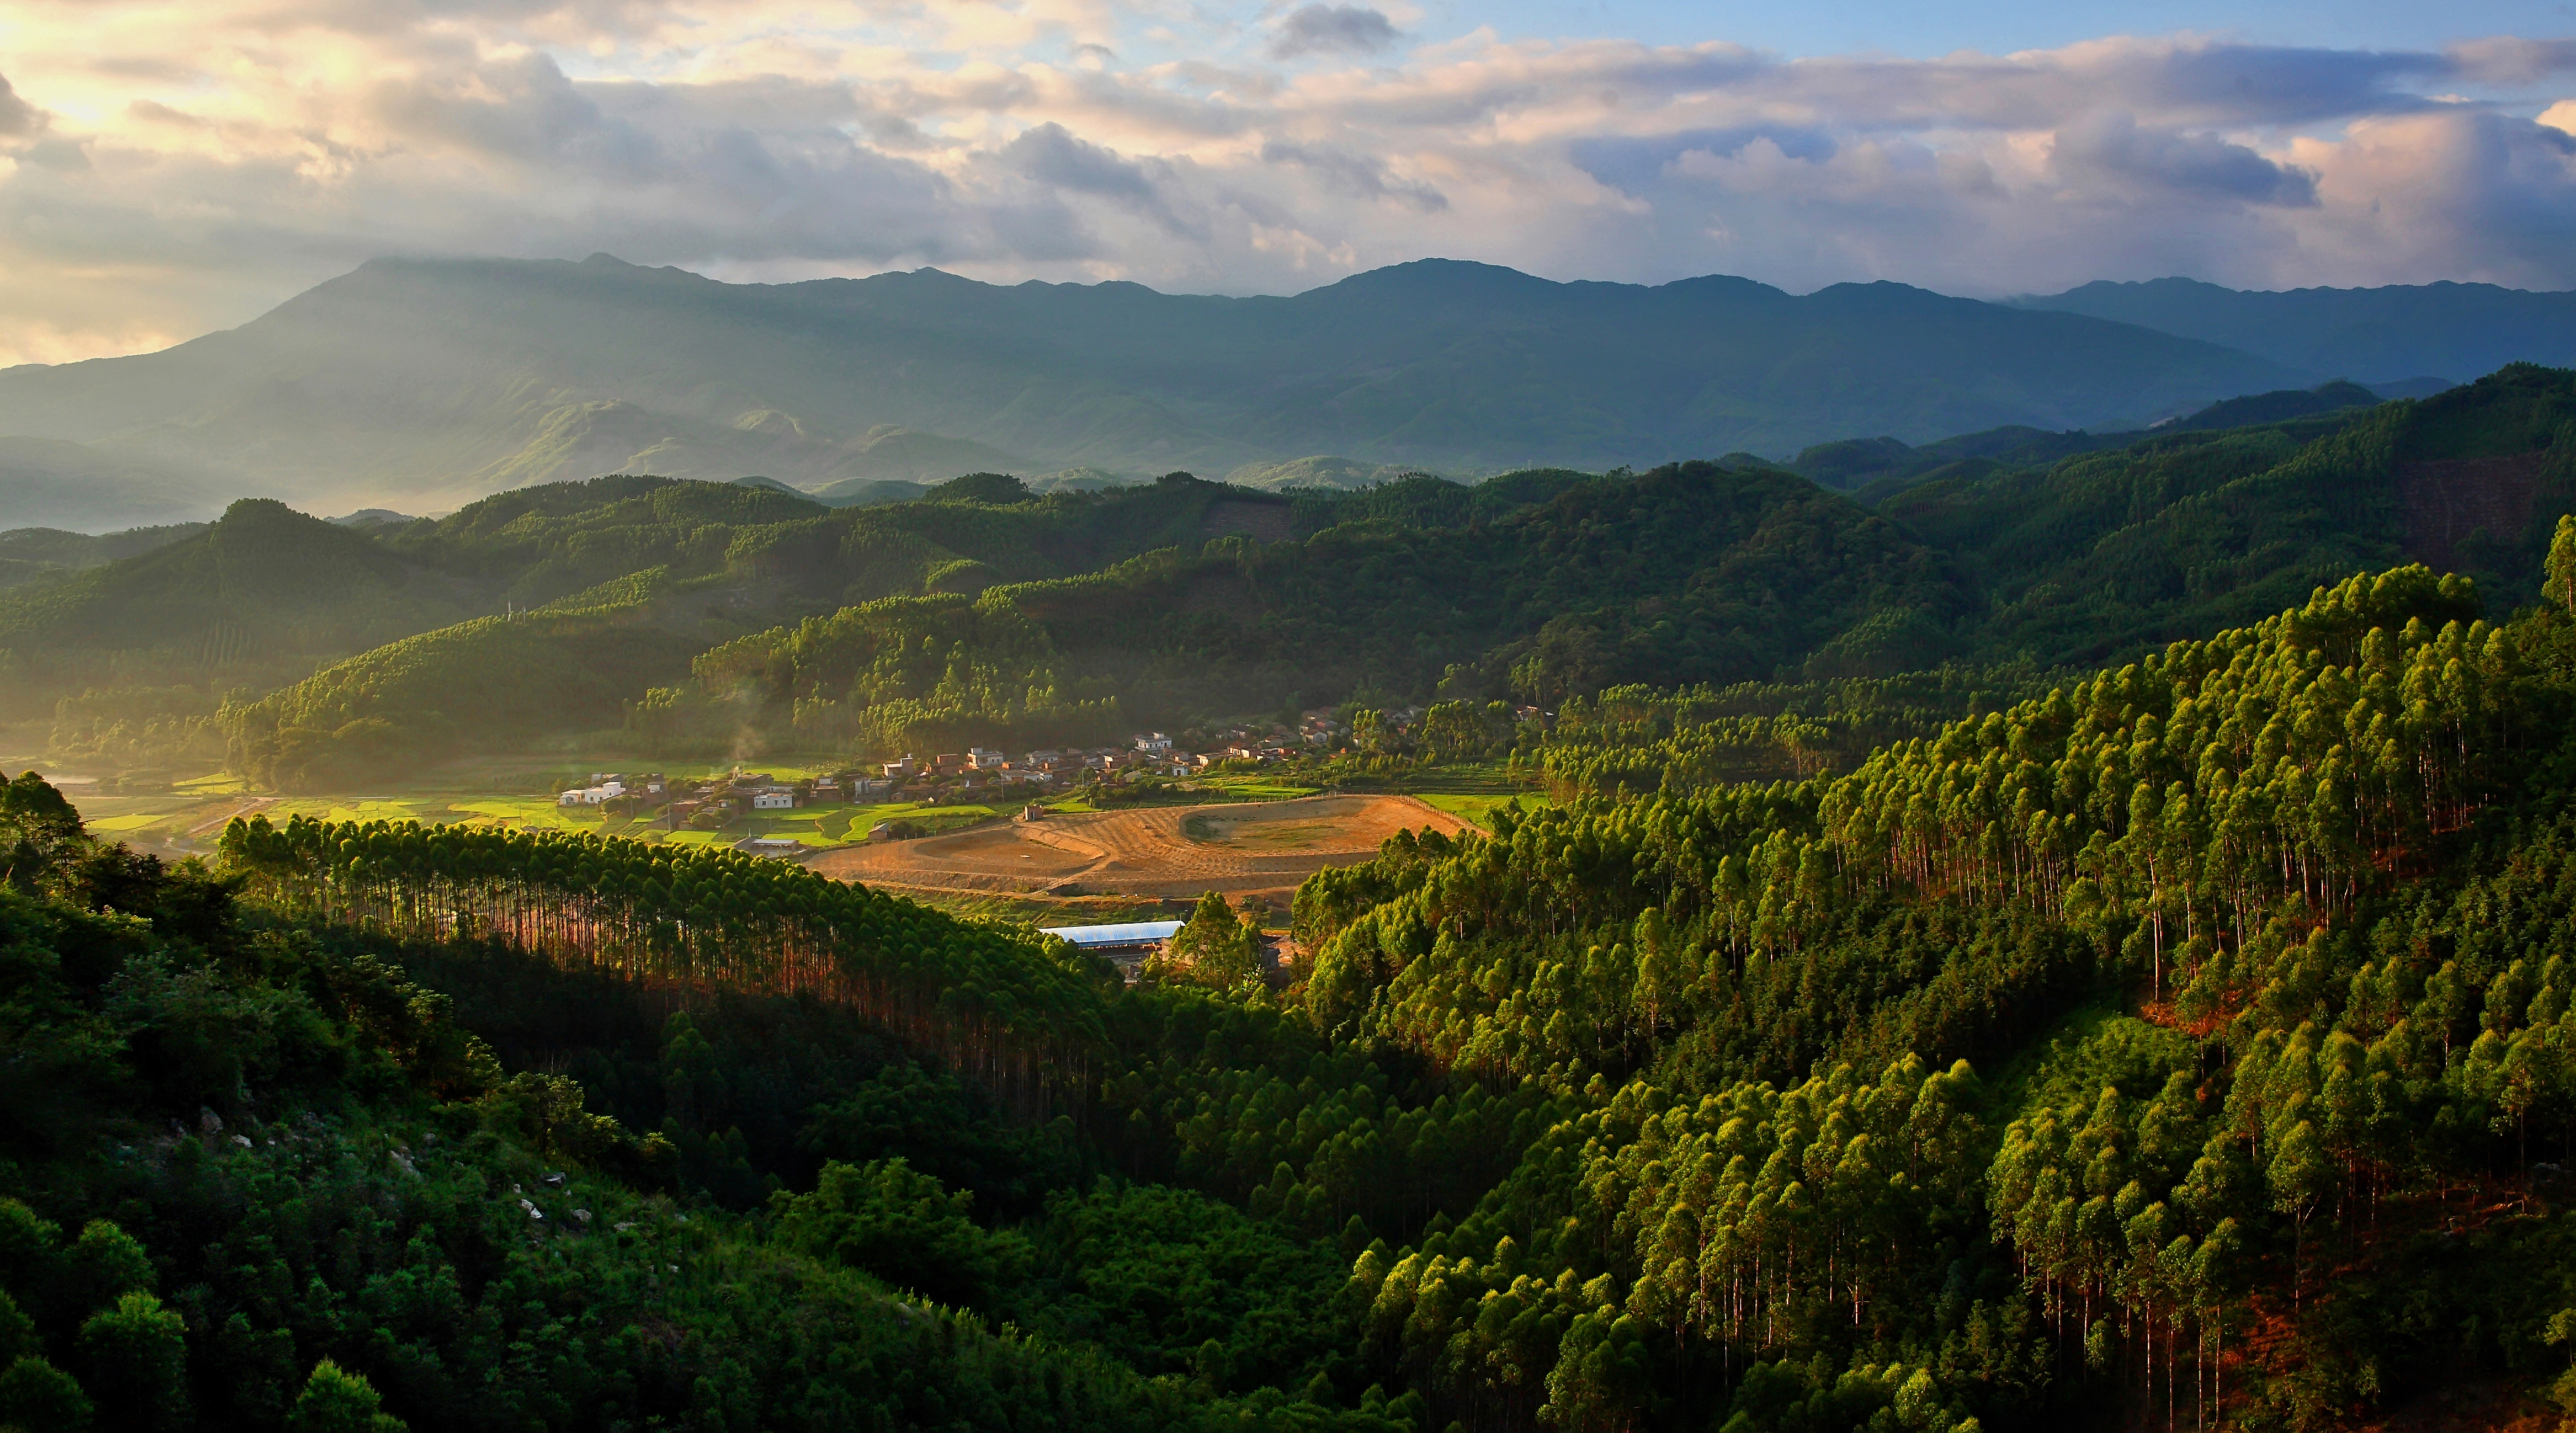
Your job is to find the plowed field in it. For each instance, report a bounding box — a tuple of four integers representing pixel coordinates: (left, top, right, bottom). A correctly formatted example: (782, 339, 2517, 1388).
(806, 794, 1473, 901)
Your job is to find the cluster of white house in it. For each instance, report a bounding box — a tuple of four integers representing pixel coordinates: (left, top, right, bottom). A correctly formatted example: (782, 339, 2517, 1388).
(556, 773, 666, 807)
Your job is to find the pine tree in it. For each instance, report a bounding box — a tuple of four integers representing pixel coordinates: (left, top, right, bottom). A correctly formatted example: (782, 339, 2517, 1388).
(2548, 514, 2576, 614)
(286, 1360, 407, 1433)
(1151, 891, 1264, 991)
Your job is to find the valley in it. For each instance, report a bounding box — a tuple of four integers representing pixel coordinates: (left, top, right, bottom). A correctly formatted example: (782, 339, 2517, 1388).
(2, 293, 2575, 1433)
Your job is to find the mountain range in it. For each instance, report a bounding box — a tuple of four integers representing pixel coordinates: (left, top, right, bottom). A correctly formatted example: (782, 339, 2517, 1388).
(2013, 277, 2576, 382)
(0, 256, 2568, 530)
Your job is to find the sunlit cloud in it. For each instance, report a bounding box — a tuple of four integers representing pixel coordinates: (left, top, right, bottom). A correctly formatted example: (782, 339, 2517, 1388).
(1, 1, 2574, 368)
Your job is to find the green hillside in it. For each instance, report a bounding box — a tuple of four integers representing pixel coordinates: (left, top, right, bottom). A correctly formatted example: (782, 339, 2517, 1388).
(585, 368, 2576, 775)
(533, 461, 1966, 766)
(198, 472, 1356, 783)
(1890, 363, 2576, 664)
(0, 522, 206, 593)
(17, 538, 2576, 1427)
(20, 366, 2576, 791)
(0, 775, 1411, 1432)
(0, 500, 480, 722)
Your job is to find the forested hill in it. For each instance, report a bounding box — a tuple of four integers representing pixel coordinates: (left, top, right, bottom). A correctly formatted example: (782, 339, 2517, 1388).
(12, 365, 2572, 790)
(17, 552, 2576, 1429)
(1887, 363, 2576, 665)
(1282, 560, 2576, 1430)
(222, 461, 1962, 787)
(0, 469, 1404, 743)
(0, 254, 2301, 512)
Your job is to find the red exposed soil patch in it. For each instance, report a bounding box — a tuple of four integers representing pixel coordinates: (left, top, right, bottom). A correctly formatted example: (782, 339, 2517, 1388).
(1200, 498, 1294, 543)
(2398, 453, 2544, 573)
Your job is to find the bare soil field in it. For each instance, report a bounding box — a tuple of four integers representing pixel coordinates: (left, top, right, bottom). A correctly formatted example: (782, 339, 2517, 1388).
(807, 794, 1474, 902)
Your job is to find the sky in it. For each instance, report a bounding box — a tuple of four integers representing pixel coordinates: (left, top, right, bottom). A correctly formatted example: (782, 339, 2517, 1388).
(1, 0, 2572, 367)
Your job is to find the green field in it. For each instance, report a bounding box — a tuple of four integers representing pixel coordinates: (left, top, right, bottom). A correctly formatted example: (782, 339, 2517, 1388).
(1412, 789, 1555, 828)
(1197, 773, 1327, 801)
(53, 772, 1013, 857)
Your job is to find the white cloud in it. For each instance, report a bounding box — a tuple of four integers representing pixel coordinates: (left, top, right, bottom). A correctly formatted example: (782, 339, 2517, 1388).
(2, 4, 2576, 366)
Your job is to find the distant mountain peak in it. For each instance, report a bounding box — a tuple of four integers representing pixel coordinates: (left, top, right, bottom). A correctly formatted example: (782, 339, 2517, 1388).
(1313, 257, 1566, 297)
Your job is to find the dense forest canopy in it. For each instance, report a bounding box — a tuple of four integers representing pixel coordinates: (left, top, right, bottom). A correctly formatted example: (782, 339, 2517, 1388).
(16, 541, 2576, 1428)
(132, 366, 2551, 785)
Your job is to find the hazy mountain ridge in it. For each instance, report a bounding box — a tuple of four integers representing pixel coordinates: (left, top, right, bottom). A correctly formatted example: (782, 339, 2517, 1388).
(2014, 276, 2576, 383)
(0, 436, 238, 531)
(0, 254, 2309, 520)
(9, 256, 2571, 530)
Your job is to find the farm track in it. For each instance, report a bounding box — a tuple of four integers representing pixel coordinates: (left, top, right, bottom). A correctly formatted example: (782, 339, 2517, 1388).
(187, 796, 279, 836)
(806, 794, 1473, 900)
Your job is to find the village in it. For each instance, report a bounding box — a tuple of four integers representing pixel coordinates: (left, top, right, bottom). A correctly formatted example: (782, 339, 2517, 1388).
(549, 707, 1422, 847)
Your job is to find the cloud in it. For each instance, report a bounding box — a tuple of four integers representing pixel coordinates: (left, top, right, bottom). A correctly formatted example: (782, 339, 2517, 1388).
(2288, 110, 2576, 288)
(5, 6, 2576, 366)
(0, 73, 43, 139)
(995, 120, 1201, 235)
(1270, 5, 1403, 61)
(2049, 113, 2317, 206)
(1260, 139, 1445, 210)
(2449, 37, 2576, 85)
(1573, 127, 1839, 194)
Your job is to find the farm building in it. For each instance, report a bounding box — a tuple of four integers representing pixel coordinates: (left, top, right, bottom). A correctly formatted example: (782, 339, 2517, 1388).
(1039, 920, 1184, 982)
(751, 791, 795, 810)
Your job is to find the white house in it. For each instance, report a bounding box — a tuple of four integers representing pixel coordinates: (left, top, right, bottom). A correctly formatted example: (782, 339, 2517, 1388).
(751, 790, 795, 810)
(1134, 732, 1173, 753)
